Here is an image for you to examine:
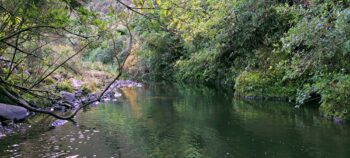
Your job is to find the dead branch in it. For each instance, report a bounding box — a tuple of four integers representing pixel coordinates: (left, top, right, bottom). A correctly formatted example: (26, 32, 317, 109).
(27, 41, 92, 91)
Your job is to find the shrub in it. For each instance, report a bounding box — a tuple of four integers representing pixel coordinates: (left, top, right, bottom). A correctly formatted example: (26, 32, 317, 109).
(234, 71, 267, 97)
(175, 50, 217, 83)
(56, 79, 74, 92)
(44, 76, 56, 84)
(81, 82, 98, 94)
(234, 70, 297, 100)
(135, 31, 184, 81)
(319, 74, 350, 121)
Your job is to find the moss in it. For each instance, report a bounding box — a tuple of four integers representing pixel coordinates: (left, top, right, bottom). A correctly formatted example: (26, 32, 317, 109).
(56, 79, 74, 92)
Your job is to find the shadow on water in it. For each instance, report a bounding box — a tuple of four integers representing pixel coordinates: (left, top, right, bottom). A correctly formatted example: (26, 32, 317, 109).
(1, 83, 350, 158)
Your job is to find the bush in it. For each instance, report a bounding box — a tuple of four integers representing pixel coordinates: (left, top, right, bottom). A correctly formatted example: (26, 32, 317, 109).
(319, 74, 350, 121)
(56, 79, 74, 92)
(81, 82, 98, 94)
(133, 0, 350, 121)
(44, 76, 56, 84)
(234, 70, 297, 100)
(135, 30, 184, 81)
(175, 50, 218, 83)
(234, 71, 266, 97)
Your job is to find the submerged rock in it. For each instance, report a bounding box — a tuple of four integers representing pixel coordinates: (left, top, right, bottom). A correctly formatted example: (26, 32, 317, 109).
(333, 117, 344, 124)
(113, 80, 143, 88)
(51, 119, 68, 127)
(0, 132, 5, 138)
(114, 92, 122, 97)
(0, 103, 29, 121)
(66, 155, 79, 158)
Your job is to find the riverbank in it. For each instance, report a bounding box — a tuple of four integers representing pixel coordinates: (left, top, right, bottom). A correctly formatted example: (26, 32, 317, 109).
(0, 78, 143, 139)
(130, 1, 350, 122)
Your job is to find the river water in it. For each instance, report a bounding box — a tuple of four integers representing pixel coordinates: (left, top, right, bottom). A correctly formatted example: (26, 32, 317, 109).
(1, 84, 350, 158)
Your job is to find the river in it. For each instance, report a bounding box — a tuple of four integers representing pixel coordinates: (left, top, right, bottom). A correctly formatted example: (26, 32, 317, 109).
(1, 83, 350, 158)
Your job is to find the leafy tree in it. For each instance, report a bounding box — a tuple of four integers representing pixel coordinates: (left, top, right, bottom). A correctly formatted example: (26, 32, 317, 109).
(0, 0, 133, 120)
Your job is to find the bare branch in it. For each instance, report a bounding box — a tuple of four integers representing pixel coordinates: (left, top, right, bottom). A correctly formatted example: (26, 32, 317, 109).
(27, 41, 92, 91)
(60, 24, 134, 120)
(0, 23, 134, 120)
(61, 27, 99, 39)
(1, 85, 73, 120)
(116, 0, 155, 20)
(0, 25, 57, 42)
(6, 32, 21, 80)
(1, 41, 43, 59)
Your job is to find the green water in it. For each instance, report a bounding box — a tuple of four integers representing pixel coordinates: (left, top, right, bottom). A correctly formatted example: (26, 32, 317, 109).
(1, 84, 350, 158)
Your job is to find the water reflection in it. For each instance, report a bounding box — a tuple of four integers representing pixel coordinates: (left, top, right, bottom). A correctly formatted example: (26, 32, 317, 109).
(121, 88, 143, 119)
(1, 83, 350, 158)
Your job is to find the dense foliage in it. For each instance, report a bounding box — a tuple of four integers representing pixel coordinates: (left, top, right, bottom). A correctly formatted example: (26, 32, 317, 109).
(132, 0, 350, 121)
(0, 0, 133, 119)
(0, 0, 349, 122)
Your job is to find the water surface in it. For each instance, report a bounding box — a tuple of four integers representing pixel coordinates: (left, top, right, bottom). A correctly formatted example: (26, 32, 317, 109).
(1, 84, 350, 158)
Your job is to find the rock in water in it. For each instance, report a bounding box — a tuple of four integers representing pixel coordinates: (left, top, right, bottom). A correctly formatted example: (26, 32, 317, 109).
(51, 119, 68, 127)
(0, 103, 29, 121)
(114, 92, 122, 97)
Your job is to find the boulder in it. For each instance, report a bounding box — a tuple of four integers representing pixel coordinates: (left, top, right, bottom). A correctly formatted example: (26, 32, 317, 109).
(60, 91, 76, 104)
(70, 78, 82, 90)
(0, 103, 29, 121)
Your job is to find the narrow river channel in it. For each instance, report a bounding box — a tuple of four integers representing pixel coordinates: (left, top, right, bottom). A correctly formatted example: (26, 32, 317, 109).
(1, 83, 350, 158)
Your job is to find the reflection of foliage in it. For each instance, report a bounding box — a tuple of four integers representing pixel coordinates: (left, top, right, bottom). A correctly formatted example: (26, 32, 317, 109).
(87, 85, 347, 157)
(233, 99, 296, 120)
(88, 85, 229, 157)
